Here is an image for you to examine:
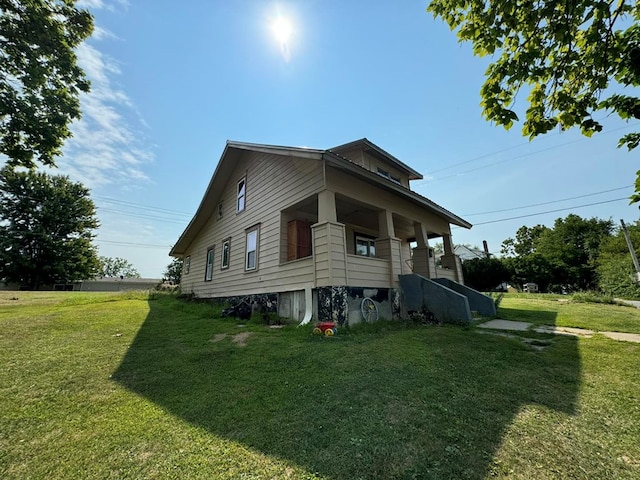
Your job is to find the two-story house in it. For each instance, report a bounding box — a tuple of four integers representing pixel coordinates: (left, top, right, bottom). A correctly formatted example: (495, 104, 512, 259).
(170, 138, 474, 325)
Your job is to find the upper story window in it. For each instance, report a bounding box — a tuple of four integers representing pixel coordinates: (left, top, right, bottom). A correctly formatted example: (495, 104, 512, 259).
(183, 255, 191, 275)
(355, 235, 376, 258)
(237, 177, 246, 213)
(217, 202, 223, 220)
(376, 167, 401, 185)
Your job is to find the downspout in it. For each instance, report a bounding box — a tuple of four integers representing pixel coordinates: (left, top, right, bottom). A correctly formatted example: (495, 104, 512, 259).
(299, 283, 313, 325)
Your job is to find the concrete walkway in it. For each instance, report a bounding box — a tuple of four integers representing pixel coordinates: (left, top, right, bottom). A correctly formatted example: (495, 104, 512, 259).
(478, 319, 640, 343)
(615, 298, 640, 309)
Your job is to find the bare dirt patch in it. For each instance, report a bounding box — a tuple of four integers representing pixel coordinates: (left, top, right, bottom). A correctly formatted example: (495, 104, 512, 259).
(231, 332, 252, 347)
(210, 334, 227, 343)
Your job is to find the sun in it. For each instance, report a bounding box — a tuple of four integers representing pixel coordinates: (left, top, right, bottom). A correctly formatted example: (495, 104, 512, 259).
(271, 15, 293, 45)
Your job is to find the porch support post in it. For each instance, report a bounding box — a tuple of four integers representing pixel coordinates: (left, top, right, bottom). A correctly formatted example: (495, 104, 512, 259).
(412, 222, 432, 278)
(318, 190, 337, 223)
(375, 210, 401, 287)
(440, 233, 464, 284)
(313, 190, 347, 288)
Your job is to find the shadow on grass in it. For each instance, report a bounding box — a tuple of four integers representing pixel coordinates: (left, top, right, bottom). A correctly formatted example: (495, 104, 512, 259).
(112, 298, 580, 479)
(497, 306, 559, 325)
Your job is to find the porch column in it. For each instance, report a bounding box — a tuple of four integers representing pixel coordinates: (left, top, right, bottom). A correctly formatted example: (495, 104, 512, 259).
(375, 210, 401, 287)
(318, 190, 337, 223)
(412, 222, 432, 278)
(312, 190, 347, 287)
(440, 233, 464, 283)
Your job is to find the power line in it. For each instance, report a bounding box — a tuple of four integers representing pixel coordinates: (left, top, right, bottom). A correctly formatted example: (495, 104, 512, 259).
(423, 122, 639, 182)
(97, 207, 188, 225)
(95, 239, 172, 249)
(462, 185, 634, 217)
(93, 195, 192, 217)
(468, 197, 629, 227)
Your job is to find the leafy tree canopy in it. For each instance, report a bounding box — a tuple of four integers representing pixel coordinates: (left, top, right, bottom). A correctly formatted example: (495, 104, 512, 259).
(597, 220, 640, 297)
(462, 257, 510, 291)
(499, 214, 614, 292)
(536, 214, 613, 290)
(0, 166, 100, 289)
(163, 258, 182, 285)
(0, 0, 94, 169)
(428, 0, 640, 201)
(99, 256, 140, 278)
(501, 224, 549, 257)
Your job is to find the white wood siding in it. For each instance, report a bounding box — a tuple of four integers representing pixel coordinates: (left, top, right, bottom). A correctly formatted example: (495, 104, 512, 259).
(180, 152, 323, 297)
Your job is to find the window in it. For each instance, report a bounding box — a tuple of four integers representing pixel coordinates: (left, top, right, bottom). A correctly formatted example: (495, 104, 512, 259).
(356, 235, 376, 257)
(287, 220, 312, 261)
(221, 238, 230, 269)
(205, 247, 214, 281)
(377, 167, 401, 185)
(217, 202, 223, 220)
(184, 255, 191, 274)
(237, 177, 246, 213)
(245, 226, 259, 271)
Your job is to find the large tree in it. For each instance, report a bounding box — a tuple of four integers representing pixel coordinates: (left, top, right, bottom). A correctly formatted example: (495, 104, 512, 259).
(99, 256, 140, 278)
(0, 166, 100, 289)
(163, 258, 182, 285)
(462, 257, 510, 291)
(427, 0, 640, 201)
(536, 214, 613, 290)
(0, 0, 94, 169)
(597, 220, 640, 297)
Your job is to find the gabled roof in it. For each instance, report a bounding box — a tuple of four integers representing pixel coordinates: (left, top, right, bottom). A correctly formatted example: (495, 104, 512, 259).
(329, 138, 423, 180)
(170, 139, 471, 256)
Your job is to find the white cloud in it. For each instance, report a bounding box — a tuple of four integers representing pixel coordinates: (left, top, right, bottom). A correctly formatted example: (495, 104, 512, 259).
(58, 37, 154, 190)
(77, 0, 129, 12)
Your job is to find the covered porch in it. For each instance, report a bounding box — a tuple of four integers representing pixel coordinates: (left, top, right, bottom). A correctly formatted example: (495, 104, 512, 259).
(280, 189, 465, 289)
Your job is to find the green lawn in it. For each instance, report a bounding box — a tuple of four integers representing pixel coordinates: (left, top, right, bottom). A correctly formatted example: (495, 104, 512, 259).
(1, 291, 639, 479)
(498, 294, 640, 334)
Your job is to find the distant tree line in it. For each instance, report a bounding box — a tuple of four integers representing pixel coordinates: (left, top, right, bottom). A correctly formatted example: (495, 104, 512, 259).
(462, 214, 640, 298)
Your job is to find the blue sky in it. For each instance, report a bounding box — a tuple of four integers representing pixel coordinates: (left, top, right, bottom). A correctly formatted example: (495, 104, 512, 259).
(50, 0, 640, 277)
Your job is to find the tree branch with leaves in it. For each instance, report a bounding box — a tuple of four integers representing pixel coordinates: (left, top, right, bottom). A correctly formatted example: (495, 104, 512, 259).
(428, 0, 640, 202)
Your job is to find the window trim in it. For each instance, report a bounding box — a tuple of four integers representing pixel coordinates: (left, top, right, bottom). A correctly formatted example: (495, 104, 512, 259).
(236, 176, 246, 213)
(355, 234, 376, 258)
(216, 201, 223, 220)
(205, 247, 214, 281)
(245, 225, 260, 272)
(184, 255, 191, 275)
(221, 238, 230, 270)
(377, 166, 401, 185)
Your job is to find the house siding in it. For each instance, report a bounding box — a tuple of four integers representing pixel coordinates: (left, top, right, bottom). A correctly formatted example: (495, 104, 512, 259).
(326, 167, 450, 235)
(180, 151, 323, 297)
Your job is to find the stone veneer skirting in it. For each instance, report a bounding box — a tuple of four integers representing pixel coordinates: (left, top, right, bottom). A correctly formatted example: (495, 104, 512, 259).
(198, 287, 401, 326)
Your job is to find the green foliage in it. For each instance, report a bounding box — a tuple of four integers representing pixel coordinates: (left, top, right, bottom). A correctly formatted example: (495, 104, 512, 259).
(0, 166, 100, 289)
(462, 257, 510, 291)
(536, 215, 614, 291)
(99, 256, 140, 278)
(502, 253, 555, 292)
(163, 257, 182, 284)
(571, 291, 616, 305)
(501, 214, 614, 292)
(0, 0, 94, 169)
(427, 0, 640, 201)
(597, 221, 640, 298)
(501, 225, 549, 257)
(489, 291, 504, 309)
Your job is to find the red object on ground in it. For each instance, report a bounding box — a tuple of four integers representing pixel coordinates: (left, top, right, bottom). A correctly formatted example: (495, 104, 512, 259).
(313, 322, 337, 336)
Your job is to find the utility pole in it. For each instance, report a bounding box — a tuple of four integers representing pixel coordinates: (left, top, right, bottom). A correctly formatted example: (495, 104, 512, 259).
(620, 219, 640, 285)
